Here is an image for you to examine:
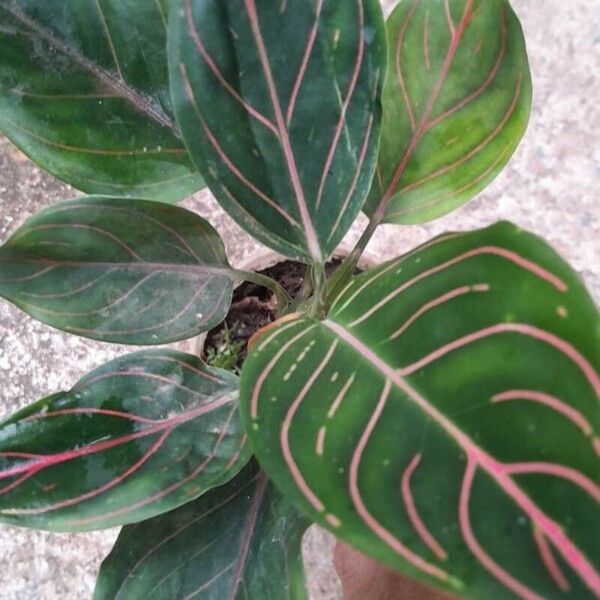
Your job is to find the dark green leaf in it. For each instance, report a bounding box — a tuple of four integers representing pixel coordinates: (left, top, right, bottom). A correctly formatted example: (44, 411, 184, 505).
(0, 0, 203, 201)
(170, 0, 386, 262)
(95, 462, 309, 599)
(241, 222, 600, 599)
(0, 350, 251, 532)
(364, 0, 532, 223)
(0, 196, 235, 345)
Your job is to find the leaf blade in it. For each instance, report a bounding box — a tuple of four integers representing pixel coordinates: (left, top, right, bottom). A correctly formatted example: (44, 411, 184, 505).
(170, 0, 387, 261)
(0, 196, 234, 345)
(94, 463, 309, 600)
(0, 0, 203, 201)
(365, 0, 532, 223)
(0, 350, 251, 532)
(241, 222, 600, 599)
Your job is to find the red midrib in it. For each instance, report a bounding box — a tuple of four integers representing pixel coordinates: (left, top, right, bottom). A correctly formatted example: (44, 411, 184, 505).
(376, 0, 475, 220)
(0, 396, 231, 481)
(323, 319, 600, 597)
(243, 0, 322, 263)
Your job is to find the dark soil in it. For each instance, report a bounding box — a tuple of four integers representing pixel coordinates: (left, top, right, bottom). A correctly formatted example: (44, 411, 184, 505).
(203, 259, 343, 371)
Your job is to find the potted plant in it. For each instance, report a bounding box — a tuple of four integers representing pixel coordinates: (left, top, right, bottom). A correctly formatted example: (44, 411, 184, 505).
(0, 1, 598, 599)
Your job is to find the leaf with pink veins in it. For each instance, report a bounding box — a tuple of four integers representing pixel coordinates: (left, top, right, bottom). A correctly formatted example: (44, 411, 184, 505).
(0, 349, 251, 532)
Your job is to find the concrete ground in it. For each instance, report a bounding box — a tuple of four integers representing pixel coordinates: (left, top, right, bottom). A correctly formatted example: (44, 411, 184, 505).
(0, 0, 598, 598)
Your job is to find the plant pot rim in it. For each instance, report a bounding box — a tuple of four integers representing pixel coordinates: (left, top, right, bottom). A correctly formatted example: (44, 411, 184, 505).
(176, 244, 379, 357)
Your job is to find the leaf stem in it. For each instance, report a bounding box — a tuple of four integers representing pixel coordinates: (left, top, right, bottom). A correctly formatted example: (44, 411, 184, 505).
(327, 209, 383, 305)
(233, 269, 292, 315)
(308, 263, 328, 319)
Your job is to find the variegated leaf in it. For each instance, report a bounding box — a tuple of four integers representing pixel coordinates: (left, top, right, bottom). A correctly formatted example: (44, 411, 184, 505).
(364, 0, 532, 223)
(241, 222, 600, 599)
(0, 196, 234, 345)
(95, 463, 309, 599)
(0, 0, 203, 201)
(169, 0, 386, 262)
(0, 350, 251, 532)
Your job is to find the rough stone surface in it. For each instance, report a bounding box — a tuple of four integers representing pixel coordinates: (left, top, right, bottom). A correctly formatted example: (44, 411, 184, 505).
(0, 0, 598, 598)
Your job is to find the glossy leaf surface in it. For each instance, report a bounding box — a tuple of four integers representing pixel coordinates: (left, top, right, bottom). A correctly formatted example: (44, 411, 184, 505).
(0, 350, 250, 532)
(95, 463, 309, 599)
(0, 0, 203, 201)
(364, 0, 532, 223)
(0, 196, 234, 345)
(170, 0, 386, 262)
(241, 222, 600, 599)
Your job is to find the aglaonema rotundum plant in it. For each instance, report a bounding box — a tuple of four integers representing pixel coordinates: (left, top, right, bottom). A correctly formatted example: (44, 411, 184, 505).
(0, 1, 598, 598)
